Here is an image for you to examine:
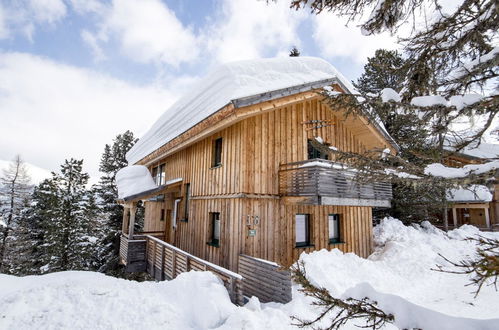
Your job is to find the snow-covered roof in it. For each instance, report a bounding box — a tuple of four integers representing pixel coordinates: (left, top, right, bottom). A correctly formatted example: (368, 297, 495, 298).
(447, 185, 493, 203)
(459, 142, 499, 159)
(116, 165, 157, 200)
(126, 57, 357, 165)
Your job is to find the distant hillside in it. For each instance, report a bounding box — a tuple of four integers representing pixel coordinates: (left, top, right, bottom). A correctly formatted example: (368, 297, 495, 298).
(0, 160, 52, 185)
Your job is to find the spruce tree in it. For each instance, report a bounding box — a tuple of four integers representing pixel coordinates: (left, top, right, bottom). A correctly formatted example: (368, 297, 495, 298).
(289, 46, 301, 57)
(0, 156, 32, 273)
(95, 130, 143, 274)
(11, 179, 57, 275)
(37, 159, 100, 272)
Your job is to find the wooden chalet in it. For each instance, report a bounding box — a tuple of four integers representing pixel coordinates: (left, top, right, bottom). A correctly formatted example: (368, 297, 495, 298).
(117, 57, 397, 303)
(445, 147, 499, 231)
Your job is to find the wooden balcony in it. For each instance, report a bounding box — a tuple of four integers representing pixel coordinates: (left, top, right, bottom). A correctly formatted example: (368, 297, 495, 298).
(279, 159, 392, 207)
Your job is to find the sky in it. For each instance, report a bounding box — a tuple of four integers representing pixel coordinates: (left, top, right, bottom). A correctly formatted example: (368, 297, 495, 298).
(0, 0, 400, 184)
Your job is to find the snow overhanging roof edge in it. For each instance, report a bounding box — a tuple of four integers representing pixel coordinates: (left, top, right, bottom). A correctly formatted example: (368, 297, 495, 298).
(133, 77, 399, 166)
(127, 57, 400, 165)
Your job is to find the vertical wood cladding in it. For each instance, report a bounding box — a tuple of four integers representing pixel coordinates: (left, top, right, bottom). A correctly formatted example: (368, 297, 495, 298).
(141, 97, 383, 272)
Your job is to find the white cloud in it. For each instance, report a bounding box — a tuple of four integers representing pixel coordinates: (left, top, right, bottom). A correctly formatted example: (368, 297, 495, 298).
(28, 0, 67, 24)
(68, 0, 104, 14)
(81, 29, 106, 62)
(86, 0, 199, 66)
(205, 0, 308, 63)
(0, 52, 180, 182)
(0, 0, 67, 40)
(312, 13, 399, 64)
(0, 5, 8, 39)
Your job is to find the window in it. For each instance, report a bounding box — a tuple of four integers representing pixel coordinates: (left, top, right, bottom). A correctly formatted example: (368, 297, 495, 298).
(295, 214, 311, 247)
(159, 164, 166, 186)
(307, 139, 329, 160)
(172, 199, 181, 229)
(183, 183, 190, 221)
(209, 212, 221, 247)
(212, 137, 223, 167)
(151, 163, 166, 185)
(328, 214, 341, 244)
(160, 209, 165, 221)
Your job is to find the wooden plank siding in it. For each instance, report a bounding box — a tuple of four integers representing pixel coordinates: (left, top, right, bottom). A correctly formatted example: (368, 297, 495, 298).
(137, 96, 388, 273)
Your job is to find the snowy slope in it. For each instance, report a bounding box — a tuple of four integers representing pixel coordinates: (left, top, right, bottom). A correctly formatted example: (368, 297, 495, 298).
(126, 57, 355, 165)
(0, 159, 51, 184)
(1, 219, 498, 329)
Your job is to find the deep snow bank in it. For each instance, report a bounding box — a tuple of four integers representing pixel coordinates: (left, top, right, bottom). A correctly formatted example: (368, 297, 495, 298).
(294, 218, 499, 329)
(0, 271, 238, 329)
(1, 218, 498, 330)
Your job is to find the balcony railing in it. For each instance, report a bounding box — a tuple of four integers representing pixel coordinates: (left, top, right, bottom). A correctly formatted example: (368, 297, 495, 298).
(279, 159, 392, 207)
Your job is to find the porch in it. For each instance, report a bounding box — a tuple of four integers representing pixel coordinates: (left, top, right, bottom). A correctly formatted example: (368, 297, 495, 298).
(279, 159, 392, 207)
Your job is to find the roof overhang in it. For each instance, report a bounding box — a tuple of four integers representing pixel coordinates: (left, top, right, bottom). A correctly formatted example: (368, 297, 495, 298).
(117, 178, 183, 204)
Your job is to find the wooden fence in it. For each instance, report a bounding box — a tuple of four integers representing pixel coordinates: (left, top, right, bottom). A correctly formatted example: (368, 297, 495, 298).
(120, 235, 147, 272)
(238, 254, 292, 303)
(145, 235, 244, 305)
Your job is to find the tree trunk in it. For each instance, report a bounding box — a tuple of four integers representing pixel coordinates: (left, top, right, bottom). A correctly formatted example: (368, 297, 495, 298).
(0, 168, 19, 273)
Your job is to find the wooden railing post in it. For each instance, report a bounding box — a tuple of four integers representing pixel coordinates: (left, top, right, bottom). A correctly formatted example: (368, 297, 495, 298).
(160, 245, 165, 280)
(172, 250, 177, 279)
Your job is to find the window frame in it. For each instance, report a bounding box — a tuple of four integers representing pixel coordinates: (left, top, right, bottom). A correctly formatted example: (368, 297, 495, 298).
(307, 139, 330, 160)
(151, 163, 166, 185)
(208, 212, 221, 247)
(328, 214, 342, 244)
(181, 183, 190, 222)
(295, 214, 312, 248)
(212, 137, 223, 168)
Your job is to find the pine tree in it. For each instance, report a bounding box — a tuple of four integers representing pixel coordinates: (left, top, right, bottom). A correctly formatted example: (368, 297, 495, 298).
(354, 49, 406, 95)
(10, 179, 56, 275)
(0, 155, 32, 273)
(289, 46, 301, 57)
(95, 130, 142, 274)
(37, 159, 100, 272)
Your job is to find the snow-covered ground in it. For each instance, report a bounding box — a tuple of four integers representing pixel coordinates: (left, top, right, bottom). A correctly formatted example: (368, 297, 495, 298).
(1, 218, 498, 329)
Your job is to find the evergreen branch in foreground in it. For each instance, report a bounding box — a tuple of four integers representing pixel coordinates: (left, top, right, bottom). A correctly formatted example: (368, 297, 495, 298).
(291, 261, 394, 330)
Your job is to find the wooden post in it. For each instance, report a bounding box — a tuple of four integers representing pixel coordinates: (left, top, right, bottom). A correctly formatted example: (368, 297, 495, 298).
(485, 207, 490, 229)
(128, 203, 137, 239)
(122, 206, 129, 234)
(452, 208, 457, 228)
(160, 245, 165, 280)
(172, 250, 177, 279)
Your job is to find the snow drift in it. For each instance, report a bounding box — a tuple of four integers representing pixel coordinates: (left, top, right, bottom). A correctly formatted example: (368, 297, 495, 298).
(1, 218, 498, 329)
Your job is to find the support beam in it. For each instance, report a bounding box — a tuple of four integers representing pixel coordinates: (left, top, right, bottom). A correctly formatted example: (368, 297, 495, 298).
(128, 203, 137, 238)
(485, 208, 490, 229)
(452, 208, 458, 228)
(121, 206, 130, 234)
